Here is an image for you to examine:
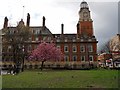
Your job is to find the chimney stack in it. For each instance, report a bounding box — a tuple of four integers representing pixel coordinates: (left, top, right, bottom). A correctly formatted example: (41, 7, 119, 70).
(77, 23, 79, 34)
(61, 23, 64, 34)
(3, 17, 8, 28)
(42, 16, 46, 27)
(26, 13, 30, 27)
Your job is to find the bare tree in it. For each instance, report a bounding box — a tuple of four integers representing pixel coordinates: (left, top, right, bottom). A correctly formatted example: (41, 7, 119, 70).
(99, 40, 111, 54)
(3, 20, 31, 72)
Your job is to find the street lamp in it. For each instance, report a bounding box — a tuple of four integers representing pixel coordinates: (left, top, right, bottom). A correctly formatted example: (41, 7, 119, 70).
(22, 45, 25, 72)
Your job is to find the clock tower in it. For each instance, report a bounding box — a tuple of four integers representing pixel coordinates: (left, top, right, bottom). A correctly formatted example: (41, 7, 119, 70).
(77, 1, 93, 37)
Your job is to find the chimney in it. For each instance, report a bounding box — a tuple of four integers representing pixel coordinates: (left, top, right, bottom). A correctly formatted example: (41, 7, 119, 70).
(42, 16, 46, 27)
(3, 17, 8, 28)
(26, 13, 30, 27)
(77, 23, 79, 34)
(61, 23, 64, 34)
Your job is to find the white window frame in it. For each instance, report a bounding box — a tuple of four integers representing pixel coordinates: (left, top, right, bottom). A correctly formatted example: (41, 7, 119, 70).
(73, 37, 76, 42)
(89, 55, 93, 62)
(72, 45, 77, 52)
(32, 30, 35, 34)
(56, 38, 60, 42)
(35, 37, 39, 41)
(29, 37, 32, 41)
(73, 55, 77, 61)
(57, 45, 61, 49)
(80, 45, 85, 52)
(81, 56, 85, 61)
(88, 44, 93, 52)
(8, 45, 11, 52)
(65, 37, 68, 42)
(64, 45, 69, 52)
(64, 56, 69, 61)
(28, 45, 32, 51)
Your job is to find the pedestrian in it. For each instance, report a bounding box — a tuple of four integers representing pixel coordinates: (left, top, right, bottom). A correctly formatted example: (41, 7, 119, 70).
(8, 65, 13, 74)
(13, 65, 16, 75)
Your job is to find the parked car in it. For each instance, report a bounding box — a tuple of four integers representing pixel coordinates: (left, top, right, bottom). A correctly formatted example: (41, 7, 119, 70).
(113, 59, 120, 69)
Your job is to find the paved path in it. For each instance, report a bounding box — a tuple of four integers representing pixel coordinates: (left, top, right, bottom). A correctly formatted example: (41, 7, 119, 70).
(0, 70, 11, 75)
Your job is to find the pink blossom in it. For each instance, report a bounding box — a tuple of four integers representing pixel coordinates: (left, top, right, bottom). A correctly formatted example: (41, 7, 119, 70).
(29, 42, 63, 62)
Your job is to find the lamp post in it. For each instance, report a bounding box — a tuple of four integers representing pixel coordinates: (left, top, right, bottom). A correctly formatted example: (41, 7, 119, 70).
(22, 45, 25, 72)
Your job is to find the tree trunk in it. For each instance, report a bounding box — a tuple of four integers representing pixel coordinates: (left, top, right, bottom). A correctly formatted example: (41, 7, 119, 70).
(41, 61, 44, 71)
(21, 56, 24, 72)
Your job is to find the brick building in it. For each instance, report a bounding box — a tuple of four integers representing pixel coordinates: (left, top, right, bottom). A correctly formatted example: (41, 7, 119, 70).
(1, 1, 98, 69)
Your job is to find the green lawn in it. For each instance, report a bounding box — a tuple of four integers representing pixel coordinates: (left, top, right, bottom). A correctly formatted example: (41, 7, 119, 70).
(2, 69, 120, 88)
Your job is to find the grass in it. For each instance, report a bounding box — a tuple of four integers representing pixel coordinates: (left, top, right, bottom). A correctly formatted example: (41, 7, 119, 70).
(2, 69, 119, 89)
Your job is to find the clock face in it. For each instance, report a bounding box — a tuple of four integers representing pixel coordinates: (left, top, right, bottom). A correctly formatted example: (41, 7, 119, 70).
(83, 12, 88, 18)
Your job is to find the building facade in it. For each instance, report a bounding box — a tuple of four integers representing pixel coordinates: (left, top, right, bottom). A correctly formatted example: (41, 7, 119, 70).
(109, 34, 120, 59)
(1, 1, 98, 69)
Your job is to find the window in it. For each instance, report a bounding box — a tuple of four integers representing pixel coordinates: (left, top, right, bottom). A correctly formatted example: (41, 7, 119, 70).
(72, 45, 77, 52)
(48, 37, 51, 41)
(34, 45, 37, 49)
(57, 45, 61, 49)
(89, 55, 93, 61)
(73, 55, 77, 61)
(32, 30, 35, 34)
(57, 37, 60, 42)
(64, 56, 69, 61)
(29, 37, 32, 41)
(73, 37, 76, 42)
(8, 46, 11, 52)
(80, 45, 85, 52)
(34, 30, 40, 34)
(9, 30, 12, 34)
(81, 56, 85, 61)
(88, 45, 93, 52)
(65, 37, 68, 42)
(43, 37, 47, 41)
(28, 45, 32, 51)
(35, 37, 39, 41)
(64, 45, 69, 52)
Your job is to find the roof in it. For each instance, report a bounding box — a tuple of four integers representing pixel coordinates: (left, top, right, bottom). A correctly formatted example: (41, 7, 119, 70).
(53, 34, 97, 43)
(3, 26, 53, 36)
(30, 26, 52, 35)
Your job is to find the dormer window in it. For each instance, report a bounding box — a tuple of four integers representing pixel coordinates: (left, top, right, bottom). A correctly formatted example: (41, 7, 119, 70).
(57, 45, 61, 49)
(73, 37, 76, 42)
(32, 30, 35, 34)
(65, 37, 68, 42)
(57, 37, 60, 42)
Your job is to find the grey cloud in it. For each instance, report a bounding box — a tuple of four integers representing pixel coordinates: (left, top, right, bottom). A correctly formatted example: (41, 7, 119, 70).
(89, 2, 118, 49)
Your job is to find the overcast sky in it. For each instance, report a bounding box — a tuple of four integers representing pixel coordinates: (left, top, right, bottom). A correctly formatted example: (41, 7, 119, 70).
(0, 0, 119, 50)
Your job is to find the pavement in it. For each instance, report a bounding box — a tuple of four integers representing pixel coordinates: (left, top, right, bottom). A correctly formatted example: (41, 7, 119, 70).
(0, 70, 13, 75)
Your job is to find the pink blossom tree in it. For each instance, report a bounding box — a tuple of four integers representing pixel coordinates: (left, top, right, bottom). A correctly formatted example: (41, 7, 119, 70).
(29, 42, 63, 70)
